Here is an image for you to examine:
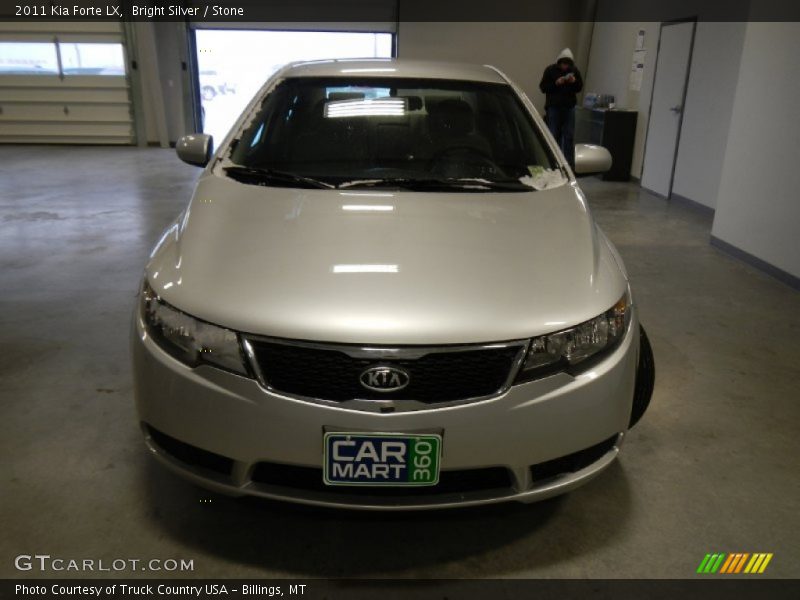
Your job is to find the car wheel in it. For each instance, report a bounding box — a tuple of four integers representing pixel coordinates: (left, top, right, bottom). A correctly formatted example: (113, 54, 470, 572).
(629, 325, 655, 428)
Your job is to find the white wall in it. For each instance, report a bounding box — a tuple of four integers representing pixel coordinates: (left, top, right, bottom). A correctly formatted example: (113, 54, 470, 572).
(397, 22, 592, 112)
(584, 21, 658, 178)
(671, 22, 745, 208)
(711, 22, 800, 279)
(585, 20, 745, 204)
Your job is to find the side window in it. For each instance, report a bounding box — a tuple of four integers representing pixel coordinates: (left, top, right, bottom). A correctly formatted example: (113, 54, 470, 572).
(58, 43, 125, 76)
(0, 41, 126, 76)
(0, 42, 59, 74)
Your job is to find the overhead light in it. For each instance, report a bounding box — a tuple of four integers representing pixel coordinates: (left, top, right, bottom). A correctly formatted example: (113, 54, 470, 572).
(341, 204, 395, 212)
(333, 264, 399, 273)
(325, 98, 406, 118)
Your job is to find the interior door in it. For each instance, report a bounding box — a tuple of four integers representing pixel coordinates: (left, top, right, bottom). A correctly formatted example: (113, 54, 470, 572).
(641, 21, 696, 197)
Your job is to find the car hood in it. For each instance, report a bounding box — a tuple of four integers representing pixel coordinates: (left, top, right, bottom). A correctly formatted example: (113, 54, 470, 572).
(146, 172, 627, 344)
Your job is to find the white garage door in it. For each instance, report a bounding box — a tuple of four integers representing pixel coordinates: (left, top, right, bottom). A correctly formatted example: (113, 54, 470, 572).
(0, 21, 134, 144)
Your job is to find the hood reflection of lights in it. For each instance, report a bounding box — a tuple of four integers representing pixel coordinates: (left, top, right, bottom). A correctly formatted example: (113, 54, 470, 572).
(341, 204, 395, 212)
(339, 191, 395, 198)
(333, 264, 399, 274)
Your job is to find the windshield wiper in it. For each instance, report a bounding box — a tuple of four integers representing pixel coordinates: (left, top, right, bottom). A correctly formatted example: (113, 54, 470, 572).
(452, 177, 536, 191)
(224, 165, 334, 189)
(338, 177, 534, 192)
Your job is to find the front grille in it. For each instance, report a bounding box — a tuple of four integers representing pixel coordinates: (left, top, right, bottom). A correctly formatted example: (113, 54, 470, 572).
(246, 339, 524, 404)
(251, 462, 513, 496)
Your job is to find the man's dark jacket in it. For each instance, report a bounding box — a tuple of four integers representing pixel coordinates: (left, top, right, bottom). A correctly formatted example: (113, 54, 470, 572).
(539, 63, 584, 109)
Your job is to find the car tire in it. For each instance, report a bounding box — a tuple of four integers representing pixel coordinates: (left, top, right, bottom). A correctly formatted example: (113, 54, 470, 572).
(629, 326, 655, 428)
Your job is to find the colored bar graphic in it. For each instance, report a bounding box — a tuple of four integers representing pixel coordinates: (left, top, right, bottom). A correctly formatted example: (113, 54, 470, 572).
(758, 553, 773, 573)
(710, 553, 726, 573)
(719, 554, 736, 573)
(700, 552, 773, 575)
(726, 554, 737, 573)
(734, 553, 749, 573)
(729, 553, 742, 574)
(745, 554, 761, 573)
(702, 554, 719, 573)
(697, 554, 712, 573)
(728, 553, 745, 573)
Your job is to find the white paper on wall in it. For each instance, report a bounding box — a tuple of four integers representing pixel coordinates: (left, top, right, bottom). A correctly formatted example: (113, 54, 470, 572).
(629, 49, 646, 92)
(635, 29, 646, 51)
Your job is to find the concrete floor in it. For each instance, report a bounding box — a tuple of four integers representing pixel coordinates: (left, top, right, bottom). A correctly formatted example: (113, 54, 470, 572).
(1, 146, 798, 579)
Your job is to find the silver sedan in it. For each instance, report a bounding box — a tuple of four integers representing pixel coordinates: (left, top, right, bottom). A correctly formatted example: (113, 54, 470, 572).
(132, 59, 654, 510)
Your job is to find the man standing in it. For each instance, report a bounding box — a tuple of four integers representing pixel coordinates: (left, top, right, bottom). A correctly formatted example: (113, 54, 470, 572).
(539, 48, 583, 168)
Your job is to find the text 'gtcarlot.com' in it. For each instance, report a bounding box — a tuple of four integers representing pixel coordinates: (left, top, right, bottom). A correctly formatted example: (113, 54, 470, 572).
(14, 554, 194, 572)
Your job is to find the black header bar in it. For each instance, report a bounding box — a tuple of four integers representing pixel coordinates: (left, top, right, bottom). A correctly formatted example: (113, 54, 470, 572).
(1, 0, 800, 23)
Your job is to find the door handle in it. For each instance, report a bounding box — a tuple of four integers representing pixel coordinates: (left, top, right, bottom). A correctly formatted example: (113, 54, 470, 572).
(669, 105, 683, 114)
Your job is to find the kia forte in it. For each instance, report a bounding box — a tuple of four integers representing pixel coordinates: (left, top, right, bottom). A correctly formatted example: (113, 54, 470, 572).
(132, 59, 655, 509)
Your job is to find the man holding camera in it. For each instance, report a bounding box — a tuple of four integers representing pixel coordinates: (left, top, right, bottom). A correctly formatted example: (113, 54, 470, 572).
(539, 48, 583, 168)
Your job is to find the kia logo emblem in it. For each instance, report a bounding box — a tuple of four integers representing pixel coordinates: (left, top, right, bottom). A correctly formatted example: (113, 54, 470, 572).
(359, 366, 410, 393)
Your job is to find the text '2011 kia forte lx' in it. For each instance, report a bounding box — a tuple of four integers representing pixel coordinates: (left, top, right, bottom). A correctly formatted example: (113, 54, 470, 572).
(132, 59, 655, 510)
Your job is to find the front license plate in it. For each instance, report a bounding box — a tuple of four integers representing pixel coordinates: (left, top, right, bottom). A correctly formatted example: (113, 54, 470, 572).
(324, 432, 442, 486)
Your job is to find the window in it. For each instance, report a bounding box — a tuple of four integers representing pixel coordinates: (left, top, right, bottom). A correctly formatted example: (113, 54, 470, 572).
(229, 76, 556, 186)
(0, 41, 125, 76)
(0, 42, 59, 75)
(59, 43, 125, 76)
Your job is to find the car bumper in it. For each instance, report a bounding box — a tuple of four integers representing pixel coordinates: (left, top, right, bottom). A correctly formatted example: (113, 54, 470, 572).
(132, 313, 639, 511)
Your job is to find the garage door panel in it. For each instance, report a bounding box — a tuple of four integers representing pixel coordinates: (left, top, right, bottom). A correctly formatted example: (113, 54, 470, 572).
(0, 87, 129, 103)
(0, 32, 123, 43)
(0, 22, 134, 144)
(0, 134, 131, 144)
(0, 103, 131, 122)
(0, 75, 128, 88)
(0, 121, 132, 137)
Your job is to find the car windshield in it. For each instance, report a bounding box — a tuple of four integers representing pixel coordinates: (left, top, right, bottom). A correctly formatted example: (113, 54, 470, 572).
(227, 77, 558, 190)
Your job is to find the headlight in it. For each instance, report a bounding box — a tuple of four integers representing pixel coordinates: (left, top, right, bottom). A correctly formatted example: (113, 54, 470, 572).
(140, 280, 248, 375)
(515, 290, 631, 383)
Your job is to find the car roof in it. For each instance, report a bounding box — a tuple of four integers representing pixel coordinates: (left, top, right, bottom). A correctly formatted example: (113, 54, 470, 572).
(280, 58, 509, 84)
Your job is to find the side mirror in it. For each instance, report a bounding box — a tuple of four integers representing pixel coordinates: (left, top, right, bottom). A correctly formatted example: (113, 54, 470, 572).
(176, 134, 213, 167)
(574, 143, 612, 176)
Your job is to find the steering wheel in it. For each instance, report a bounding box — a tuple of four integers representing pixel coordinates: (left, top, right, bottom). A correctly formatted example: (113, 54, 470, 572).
(431, 145, 500, 178)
